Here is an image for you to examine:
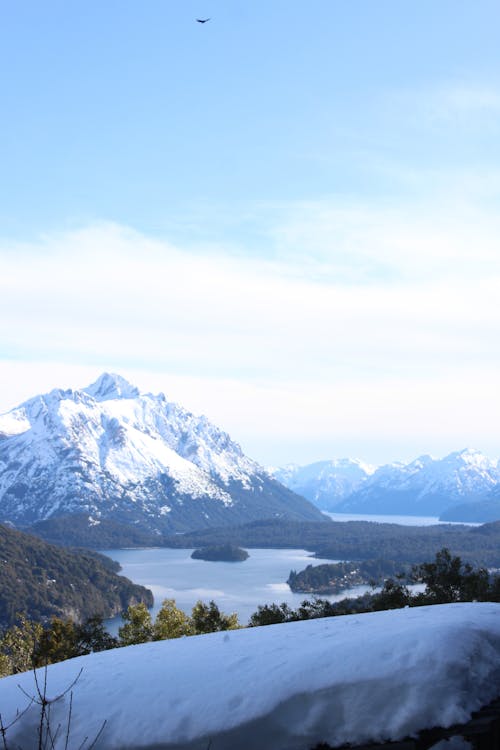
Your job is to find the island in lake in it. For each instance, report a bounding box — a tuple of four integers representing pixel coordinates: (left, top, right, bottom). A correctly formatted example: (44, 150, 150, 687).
(288, 559, 411, 594)
(191, 543, 250, 562)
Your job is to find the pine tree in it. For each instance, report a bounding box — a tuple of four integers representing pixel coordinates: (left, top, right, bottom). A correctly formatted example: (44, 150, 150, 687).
(413, 548, 490, 603)
(36, 617, 79, 665)
(118, 603, 153, 645)
(152, 599, 193, 640)
(0, 615, 43, 675)
(75, 615, 118, 653)
(190, 600, 240, 634)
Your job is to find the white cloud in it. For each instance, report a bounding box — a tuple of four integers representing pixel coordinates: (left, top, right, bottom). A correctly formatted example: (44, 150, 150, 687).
(2, 220, 499, 375)
(268, 188, 500, 282)
(1, 197, 500, 465)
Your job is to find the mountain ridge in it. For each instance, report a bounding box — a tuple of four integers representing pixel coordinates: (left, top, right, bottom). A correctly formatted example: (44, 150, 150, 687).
(273, 448, 500, 521)
(0, 373, 324, 533)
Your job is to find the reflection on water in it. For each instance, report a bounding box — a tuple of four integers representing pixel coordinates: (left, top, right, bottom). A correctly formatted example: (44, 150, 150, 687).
(103, 547, 373, 629)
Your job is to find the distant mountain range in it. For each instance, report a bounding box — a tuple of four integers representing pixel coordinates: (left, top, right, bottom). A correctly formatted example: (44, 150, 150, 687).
(273, 459, 376, 510)
(0, 373, 324, 536)
(273, 450, 500, 522)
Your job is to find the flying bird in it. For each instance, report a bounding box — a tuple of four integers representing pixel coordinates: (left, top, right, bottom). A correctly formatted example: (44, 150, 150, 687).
(196, 18, 210, 23)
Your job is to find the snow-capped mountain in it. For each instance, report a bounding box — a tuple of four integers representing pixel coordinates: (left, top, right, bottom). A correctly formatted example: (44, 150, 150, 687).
(273, 459, 375, 511)
(0, 373, 324, 532)
(274, 449, 500, 519)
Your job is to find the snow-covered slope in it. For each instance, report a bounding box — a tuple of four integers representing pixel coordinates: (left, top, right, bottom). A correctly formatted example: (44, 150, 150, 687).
(273, 458, 375, 511)
(337, 449, 500, 516)
(275, 449, 500, 518)
(0, 373, 324, 532)
(0, 603, 499, 749)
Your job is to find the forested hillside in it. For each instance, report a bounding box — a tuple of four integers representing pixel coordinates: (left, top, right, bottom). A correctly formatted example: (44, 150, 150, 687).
(0, 524, 153, 629)
(27, 514, 162, 549)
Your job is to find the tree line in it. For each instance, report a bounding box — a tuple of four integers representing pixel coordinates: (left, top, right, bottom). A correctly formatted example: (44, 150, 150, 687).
(252, 548, 500, 625)
(0, 599, 239, 678)
(28, 515, 500, 568)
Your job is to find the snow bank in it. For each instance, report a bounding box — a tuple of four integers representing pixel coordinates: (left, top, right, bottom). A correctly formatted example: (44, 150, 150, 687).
(1, 603, 500, 749)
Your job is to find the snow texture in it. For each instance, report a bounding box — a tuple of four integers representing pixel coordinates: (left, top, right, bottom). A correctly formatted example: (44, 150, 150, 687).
(0, 603, 499, 749)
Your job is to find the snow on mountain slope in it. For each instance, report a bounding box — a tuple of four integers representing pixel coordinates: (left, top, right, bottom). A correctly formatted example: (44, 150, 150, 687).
(0, 603, 499, 749)
(275, 449, 500, 518)
(0, 373, 324, 531)
(273, 458, 375, 510)
(337, 448, 500, 516)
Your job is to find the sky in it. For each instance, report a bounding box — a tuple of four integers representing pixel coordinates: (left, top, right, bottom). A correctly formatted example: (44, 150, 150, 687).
(1, 1, 500, 466)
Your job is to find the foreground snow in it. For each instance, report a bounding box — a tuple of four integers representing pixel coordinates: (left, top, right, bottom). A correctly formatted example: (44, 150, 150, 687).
(1, 604, 500, 749)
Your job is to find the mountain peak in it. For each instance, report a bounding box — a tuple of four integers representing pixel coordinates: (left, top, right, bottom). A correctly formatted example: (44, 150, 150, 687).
(0, 374, 324, 531)
(443, 447, 494, 468)
(84, 373, 140, 402)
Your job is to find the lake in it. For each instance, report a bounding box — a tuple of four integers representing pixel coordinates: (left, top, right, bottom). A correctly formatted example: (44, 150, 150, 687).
(323, 512, 479, 526)
(103, 512, 470, 631)
(102, 547, 372, 630)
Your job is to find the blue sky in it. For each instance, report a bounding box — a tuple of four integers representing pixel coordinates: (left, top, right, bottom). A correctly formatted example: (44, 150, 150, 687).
(1, 1, 500, 465)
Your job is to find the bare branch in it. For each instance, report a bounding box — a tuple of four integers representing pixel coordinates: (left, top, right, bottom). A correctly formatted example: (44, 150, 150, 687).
(85, 719, 107, 750)
(10, 667, 104, 750)
(63, 691, 73, 750)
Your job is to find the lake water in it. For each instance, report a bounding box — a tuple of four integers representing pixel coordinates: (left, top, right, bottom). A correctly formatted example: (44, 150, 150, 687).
(323, 512, 480, 526)
(103, 512, 474, 631)
(102, 547, 372, 630)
